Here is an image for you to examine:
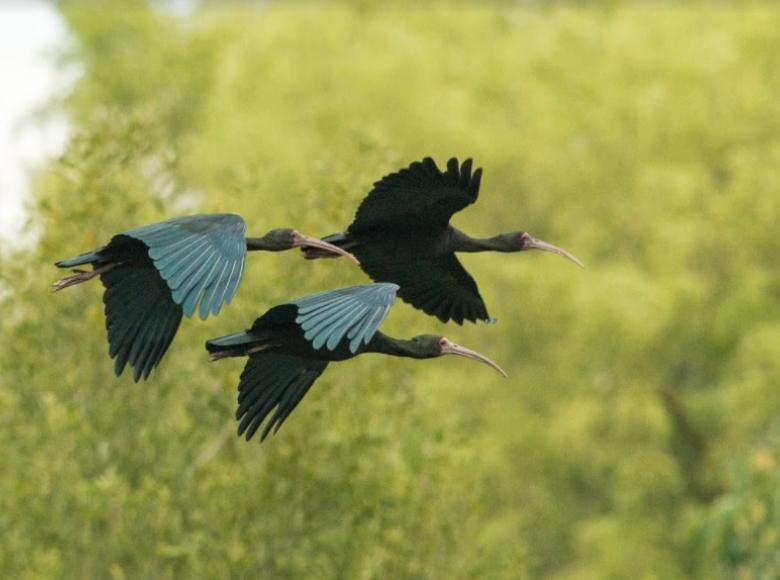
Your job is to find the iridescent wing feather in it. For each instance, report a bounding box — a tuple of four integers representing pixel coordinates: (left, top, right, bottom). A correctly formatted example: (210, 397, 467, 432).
(290, 283, 399, 353)
(123, 213, 247, 320)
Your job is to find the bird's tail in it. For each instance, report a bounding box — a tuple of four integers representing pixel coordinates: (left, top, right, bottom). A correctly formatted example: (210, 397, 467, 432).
(55, 250, 104, 268)
(206, 331, 259, 360)
(301, 232, 355, 260)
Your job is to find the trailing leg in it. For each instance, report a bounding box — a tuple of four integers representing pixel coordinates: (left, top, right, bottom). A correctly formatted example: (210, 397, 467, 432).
(52, 262, 118, 291)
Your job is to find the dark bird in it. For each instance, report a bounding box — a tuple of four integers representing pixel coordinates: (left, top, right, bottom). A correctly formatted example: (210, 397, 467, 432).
(53, 214, 358, 381)
(206, 283, 506, 442)
(303, 157, 583, 324)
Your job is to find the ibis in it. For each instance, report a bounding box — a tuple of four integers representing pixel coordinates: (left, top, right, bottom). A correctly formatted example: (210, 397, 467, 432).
(53, 214, 358, 381)
(206, 283, 506, 441)
(303, 157, 583, 324)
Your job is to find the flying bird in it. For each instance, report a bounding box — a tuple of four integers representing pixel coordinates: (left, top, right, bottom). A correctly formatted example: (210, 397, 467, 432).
(206, 283, 506, 442)
(53, 213, 358, 381)
(303, 157, 583, 324)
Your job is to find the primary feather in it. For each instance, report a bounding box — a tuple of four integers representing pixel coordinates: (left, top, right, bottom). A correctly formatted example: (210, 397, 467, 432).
(349, 157, 481, 234)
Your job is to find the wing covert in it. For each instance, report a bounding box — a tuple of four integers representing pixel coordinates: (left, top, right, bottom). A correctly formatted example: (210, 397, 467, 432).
(122, 214, 247, 320)
(290, 283, 399, 353)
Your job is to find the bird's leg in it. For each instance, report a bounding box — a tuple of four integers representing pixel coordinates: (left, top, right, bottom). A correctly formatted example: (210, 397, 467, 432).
(247, 344, 273, 354)
(209, 344, 274, 361)
(52, 262, 118, 291)
(291, 231, 360, 265)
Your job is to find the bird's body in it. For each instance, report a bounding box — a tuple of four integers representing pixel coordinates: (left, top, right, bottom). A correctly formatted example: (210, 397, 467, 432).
(210, 305, 361, 362)
(207, 283, 506, 442)
(304, 157, 583, 324)
(53, 213, 357, 381)
(211, 312, 443, 363)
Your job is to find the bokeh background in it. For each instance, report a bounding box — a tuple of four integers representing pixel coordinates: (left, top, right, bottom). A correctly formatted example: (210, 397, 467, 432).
(2, 1, 780, 578)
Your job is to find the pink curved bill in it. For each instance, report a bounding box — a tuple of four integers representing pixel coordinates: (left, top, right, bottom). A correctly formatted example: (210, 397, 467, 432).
(522, 233, 584, 269)
(440, 338, 507, 377)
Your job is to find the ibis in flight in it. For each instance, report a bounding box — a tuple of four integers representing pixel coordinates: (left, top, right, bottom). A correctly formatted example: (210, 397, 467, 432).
(206, 283, 506, 442)
(53, 214, 358, 381)
(303, 157, 583, 324)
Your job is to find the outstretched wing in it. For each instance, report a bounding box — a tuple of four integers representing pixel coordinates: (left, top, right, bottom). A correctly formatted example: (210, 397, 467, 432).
(290, 283, 399, 353)
(101, 262, 183, 382)
(354, 242, 490, 324)
(120, 214, 247, 320)
(349, 157, 482, 234)
(236, 354, 328, 442)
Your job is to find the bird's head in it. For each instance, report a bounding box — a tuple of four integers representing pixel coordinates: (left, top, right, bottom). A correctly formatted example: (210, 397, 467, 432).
(506, 232, 584, 268)
(261, 228, 359, 264)
(260, 228, 296, 251)
(409, 334, 507, 377)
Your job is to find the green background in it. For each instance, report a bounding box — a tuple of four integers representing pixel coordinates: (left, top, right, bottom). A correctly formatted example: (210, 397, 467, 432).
(3, 1, 780, 578)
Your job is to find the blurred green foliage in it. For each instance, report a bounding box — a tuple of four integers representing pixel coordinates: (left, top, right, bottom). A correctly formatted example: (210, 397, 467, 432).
(2, 0, 780, 577)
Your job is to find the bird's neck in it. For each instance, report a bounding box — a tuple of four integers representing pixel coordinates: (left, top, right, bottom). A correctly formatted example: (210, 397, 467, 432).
(246, 234, 286, 252)
(364, 333, 429, 359)
(246, 238, 262, 251)
(447, 227, 516, 253)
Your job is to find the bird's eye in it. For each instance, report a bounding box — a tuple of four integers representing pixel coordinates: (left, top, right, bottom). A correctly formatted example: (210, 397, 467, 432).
(438, 338, 447, 348)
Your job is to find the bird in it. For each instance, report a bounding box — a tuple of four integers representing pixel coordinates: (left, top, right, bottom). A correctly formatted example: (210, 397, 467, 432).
(206, 283, 506, 442)
(303, 157, 583, 325)
(53, 213, 359, 382)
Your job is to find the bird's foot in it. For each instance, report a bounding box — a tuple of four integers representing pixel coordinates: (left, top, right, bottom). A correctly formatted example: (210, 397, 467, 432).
(300, 246, 342, 260)
(52, 263, 117, 291)
(209, 348, 247, 361)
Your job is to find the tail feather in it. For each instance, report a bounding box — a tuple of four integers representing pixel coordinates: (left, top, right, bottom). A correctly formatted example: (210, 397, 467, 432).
(55, 250, 105, 268)
(301, 232, 354, 260)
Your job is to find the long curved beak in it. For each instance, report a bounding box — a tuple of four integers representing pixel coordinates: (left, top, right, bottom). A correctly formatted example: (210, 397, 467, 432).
(292, 231, 360, 265)
(522, 233, 584, 269)
(440, 338, 507, 377)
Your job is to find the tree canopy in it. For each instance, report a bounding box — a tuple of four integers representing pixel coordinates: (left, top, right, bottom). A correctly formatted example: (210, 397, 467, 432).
(2, 1, 780, 577)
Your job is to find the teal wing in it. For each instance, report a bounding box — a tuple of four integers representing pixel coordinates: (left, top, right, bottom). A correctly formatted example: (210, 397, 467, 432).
(236, 354, 328, 441)
(290, 283, 399, 353)
(101, 263, 183, 382)
(122, 214, 247, 320)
